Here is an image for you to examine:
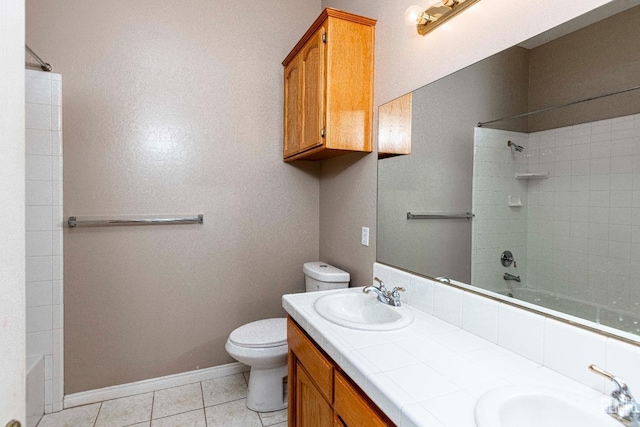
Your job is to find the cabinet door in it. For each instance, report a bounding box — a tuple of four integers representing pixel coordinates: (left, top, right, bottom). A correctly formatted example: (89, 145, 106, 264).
(300, 26, 326, 152)
(334, 372, 391, 427)
(283, 55, 302, 157)
(295, 363, 333, 427)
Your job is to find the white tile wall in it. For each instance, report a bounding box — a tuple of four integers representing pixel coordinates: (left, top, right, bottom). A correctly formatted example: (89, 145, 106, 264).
(374, 262, 640, 396)
(471, 128, 529, 292)
(473, 115, 640, 332)
(25, 69, 64, 414)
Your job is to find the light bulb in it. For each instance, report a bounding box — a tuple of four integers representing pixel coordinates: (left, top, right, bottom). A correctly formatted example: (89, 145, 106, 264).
(404, 5, 424, 26)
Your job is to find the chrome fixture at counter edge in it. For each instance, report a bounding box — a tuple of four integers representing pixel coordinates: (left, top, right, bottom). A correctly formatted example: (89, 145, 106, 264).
(589, 364, 640, 427)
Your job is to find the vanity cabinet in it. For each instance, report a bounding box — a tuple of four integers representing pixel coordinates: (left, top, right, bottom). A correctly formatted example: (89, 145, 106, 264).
(287, 317, 393, 427)
(282, 9, 376, 162)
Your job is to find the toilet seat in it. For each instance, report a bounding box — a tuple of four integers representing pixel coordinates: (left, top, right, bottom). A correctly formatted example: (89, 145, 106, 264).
(228, 318, 287, 348)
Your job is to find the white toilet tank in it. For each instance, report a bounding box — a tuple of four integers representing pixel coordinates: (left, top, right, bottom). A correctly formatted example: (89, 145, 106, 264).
(303, 261, 350, 292)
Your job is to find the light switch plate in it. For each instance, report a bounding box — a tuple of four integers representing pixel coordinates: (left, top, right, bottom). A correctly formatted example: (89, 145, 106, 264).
(361, 226, 369, 246)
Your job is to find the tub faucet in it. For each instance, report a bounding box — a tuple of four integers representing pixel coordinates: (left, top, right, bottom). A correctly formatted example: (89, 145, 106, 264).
(363, 277, 406, 307)
(590, 365, 640, 427)
(503, 272, 521, 282)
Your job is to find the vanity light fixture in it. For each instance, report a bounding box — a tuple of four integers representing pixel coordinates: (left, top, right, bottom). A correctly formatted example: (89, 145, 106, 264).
(405, 0, 480, 35)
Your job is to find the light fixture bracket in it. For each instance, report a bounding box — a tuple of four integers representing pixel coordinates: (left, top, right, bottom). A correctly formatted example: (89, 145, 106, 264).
(417, 0, 480, 35)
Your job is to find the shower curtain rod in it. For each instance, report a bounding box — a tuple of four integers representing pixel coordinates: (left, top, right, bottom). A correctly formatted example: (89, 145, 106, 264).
(25, 44, 52, 72)
(477, 84, 640, 128)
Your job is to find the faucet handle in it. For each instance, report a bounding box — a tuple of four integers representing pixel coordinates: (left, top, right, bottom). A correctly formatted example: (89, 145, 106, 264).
(390, 287, 406, 307)
(589, 365, 630, 395)
(373, 276, 387, 291)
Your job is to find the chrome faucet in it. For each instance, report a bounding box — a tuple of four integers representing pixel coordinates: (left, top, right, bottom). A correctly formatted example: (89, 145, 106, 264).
(363, 277, 406, 307)
(590, 364, 640, 427)
(503, 272, 521, 282)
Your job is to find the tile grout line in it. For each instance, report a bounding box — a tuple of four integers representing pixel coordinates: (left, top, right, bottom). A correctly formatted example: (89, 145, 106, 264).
(92, 402, 103, 427)
(150, 390, 155, 425)
(200, 381, 207, 427)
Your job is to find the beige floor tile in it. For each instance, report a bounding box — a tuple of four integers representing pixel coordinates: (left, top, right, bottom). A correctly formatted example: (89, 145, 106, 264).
(202, 373, 247, 407)
(127, 423, 150, 427)
(95, 392, 153, 426)
(259, 408, 288, 426)
(152, 383, 203, 419)
(37, 403, 101, 427)
(150, 409, 206, 427)
(204, 399, 262, 427)
(270, 422, 288, 427)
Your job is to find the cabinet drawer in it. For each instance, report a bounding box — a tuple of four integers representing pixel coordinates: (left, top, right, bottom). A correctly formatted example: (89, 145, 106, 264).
(334, 371, 390, 427)
(288, 318, 333, 402)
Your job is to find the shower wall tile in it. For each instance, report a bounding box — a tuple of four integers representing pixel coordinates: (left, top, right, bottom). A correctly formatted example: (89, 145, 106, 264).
(26, 231, 53, 256)
(26, 181, 53, 206)
(51, 132, 62, 156)
(25, 70, 64, 414)
(26, 77, 51, 104)
(525, 113, 640, 323)
(26, 155, 52, 181)
(26, 103, 52, 130)
(26, 256, 53, 282)
(474, 115, 640, 333)
(27, 306, 53, 333)
(26, 129, 52, 155)
(27, 282, 53, 308)
(26, 206, 53, 231)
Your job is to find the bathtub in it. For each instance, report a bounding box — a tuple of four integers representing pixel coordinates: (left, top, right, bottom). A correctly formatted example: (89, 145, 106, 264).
(497, 288, 640, 336)
(26, 356, 44, 427)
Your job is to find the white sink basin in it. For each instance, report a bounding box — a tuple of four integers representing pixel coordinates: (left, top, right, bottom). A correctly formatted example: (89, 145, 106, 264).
(475, 386, 619, 427)
(313, 291, 414, 331)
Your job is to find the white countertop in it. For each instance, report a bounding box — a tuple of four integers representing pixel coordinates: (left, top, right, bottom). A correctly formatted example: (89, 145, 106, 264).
(282, 287, 608, 427)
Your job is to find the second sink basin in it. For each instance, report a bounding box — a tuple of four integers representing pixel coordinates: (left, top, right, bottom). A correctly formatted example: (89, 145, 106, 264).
(475, 386, 619, 427)
(313, 291, 414, 331)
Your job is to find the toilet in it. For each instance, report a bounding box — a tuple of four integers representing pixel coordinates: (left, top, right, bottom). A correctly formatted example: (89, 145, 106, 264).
(225, 262, 349, 412)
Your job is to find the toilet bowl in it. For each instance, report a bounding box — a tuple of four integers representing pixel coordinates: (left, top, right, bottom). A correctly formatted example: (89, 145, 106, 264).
(225, 318, 288, 412)
(225, 262, 349, 412)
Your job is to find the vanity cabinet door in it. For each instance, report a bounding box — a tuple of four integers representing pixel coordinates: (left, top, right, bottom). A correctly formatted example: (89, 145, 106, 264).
(334, 371, 390, 427)
(295, 363, 334, 427)
(288, 317, 396, 427)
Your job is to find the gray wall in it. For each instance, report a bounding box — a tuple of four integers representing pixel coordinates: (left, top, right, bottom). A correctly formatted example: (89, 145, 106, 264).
(377, 47, 530, 282)
(27, 0, 321, 393)
(528, 5, 640, 131)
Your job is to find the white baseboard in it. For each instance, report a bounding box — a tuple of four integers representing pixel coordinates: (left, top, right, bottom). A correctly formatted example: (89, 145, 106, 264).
(64, 362, 249, 409)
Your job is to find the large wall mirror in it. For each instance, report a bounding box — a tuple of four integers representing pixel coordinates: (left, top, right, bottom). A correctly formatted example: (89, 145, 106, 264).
(377, 0, 640, 342)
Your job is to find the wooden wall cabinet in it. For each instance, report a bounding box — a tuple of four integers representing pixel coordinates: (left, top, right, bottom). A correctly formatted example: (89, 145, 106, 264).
(287, 317, 393, 427)
(378, 93, 412, 158)
(282, 9, 376, 162)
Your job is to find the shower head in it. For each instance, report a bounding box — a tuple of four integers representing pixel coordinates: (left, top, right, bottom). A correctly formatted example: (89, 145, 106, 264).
(507, 140, 524, 152)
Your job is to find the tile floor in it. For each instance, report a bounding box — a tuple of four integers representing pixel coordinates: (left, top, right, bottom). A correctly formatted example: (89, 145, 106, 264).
(37, 372, 287, 427)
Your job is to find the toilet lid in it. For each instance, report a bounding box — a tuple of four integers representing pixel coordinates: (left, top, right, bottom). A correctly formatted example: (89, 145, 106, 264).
(229, 318, 287, 348)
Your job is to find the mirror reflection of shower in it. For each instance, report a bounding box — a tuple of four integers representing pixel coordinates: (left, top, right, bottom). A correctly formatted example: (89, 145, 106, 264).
(472, 79, 640, 334)
(507, 140, 524, 152)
